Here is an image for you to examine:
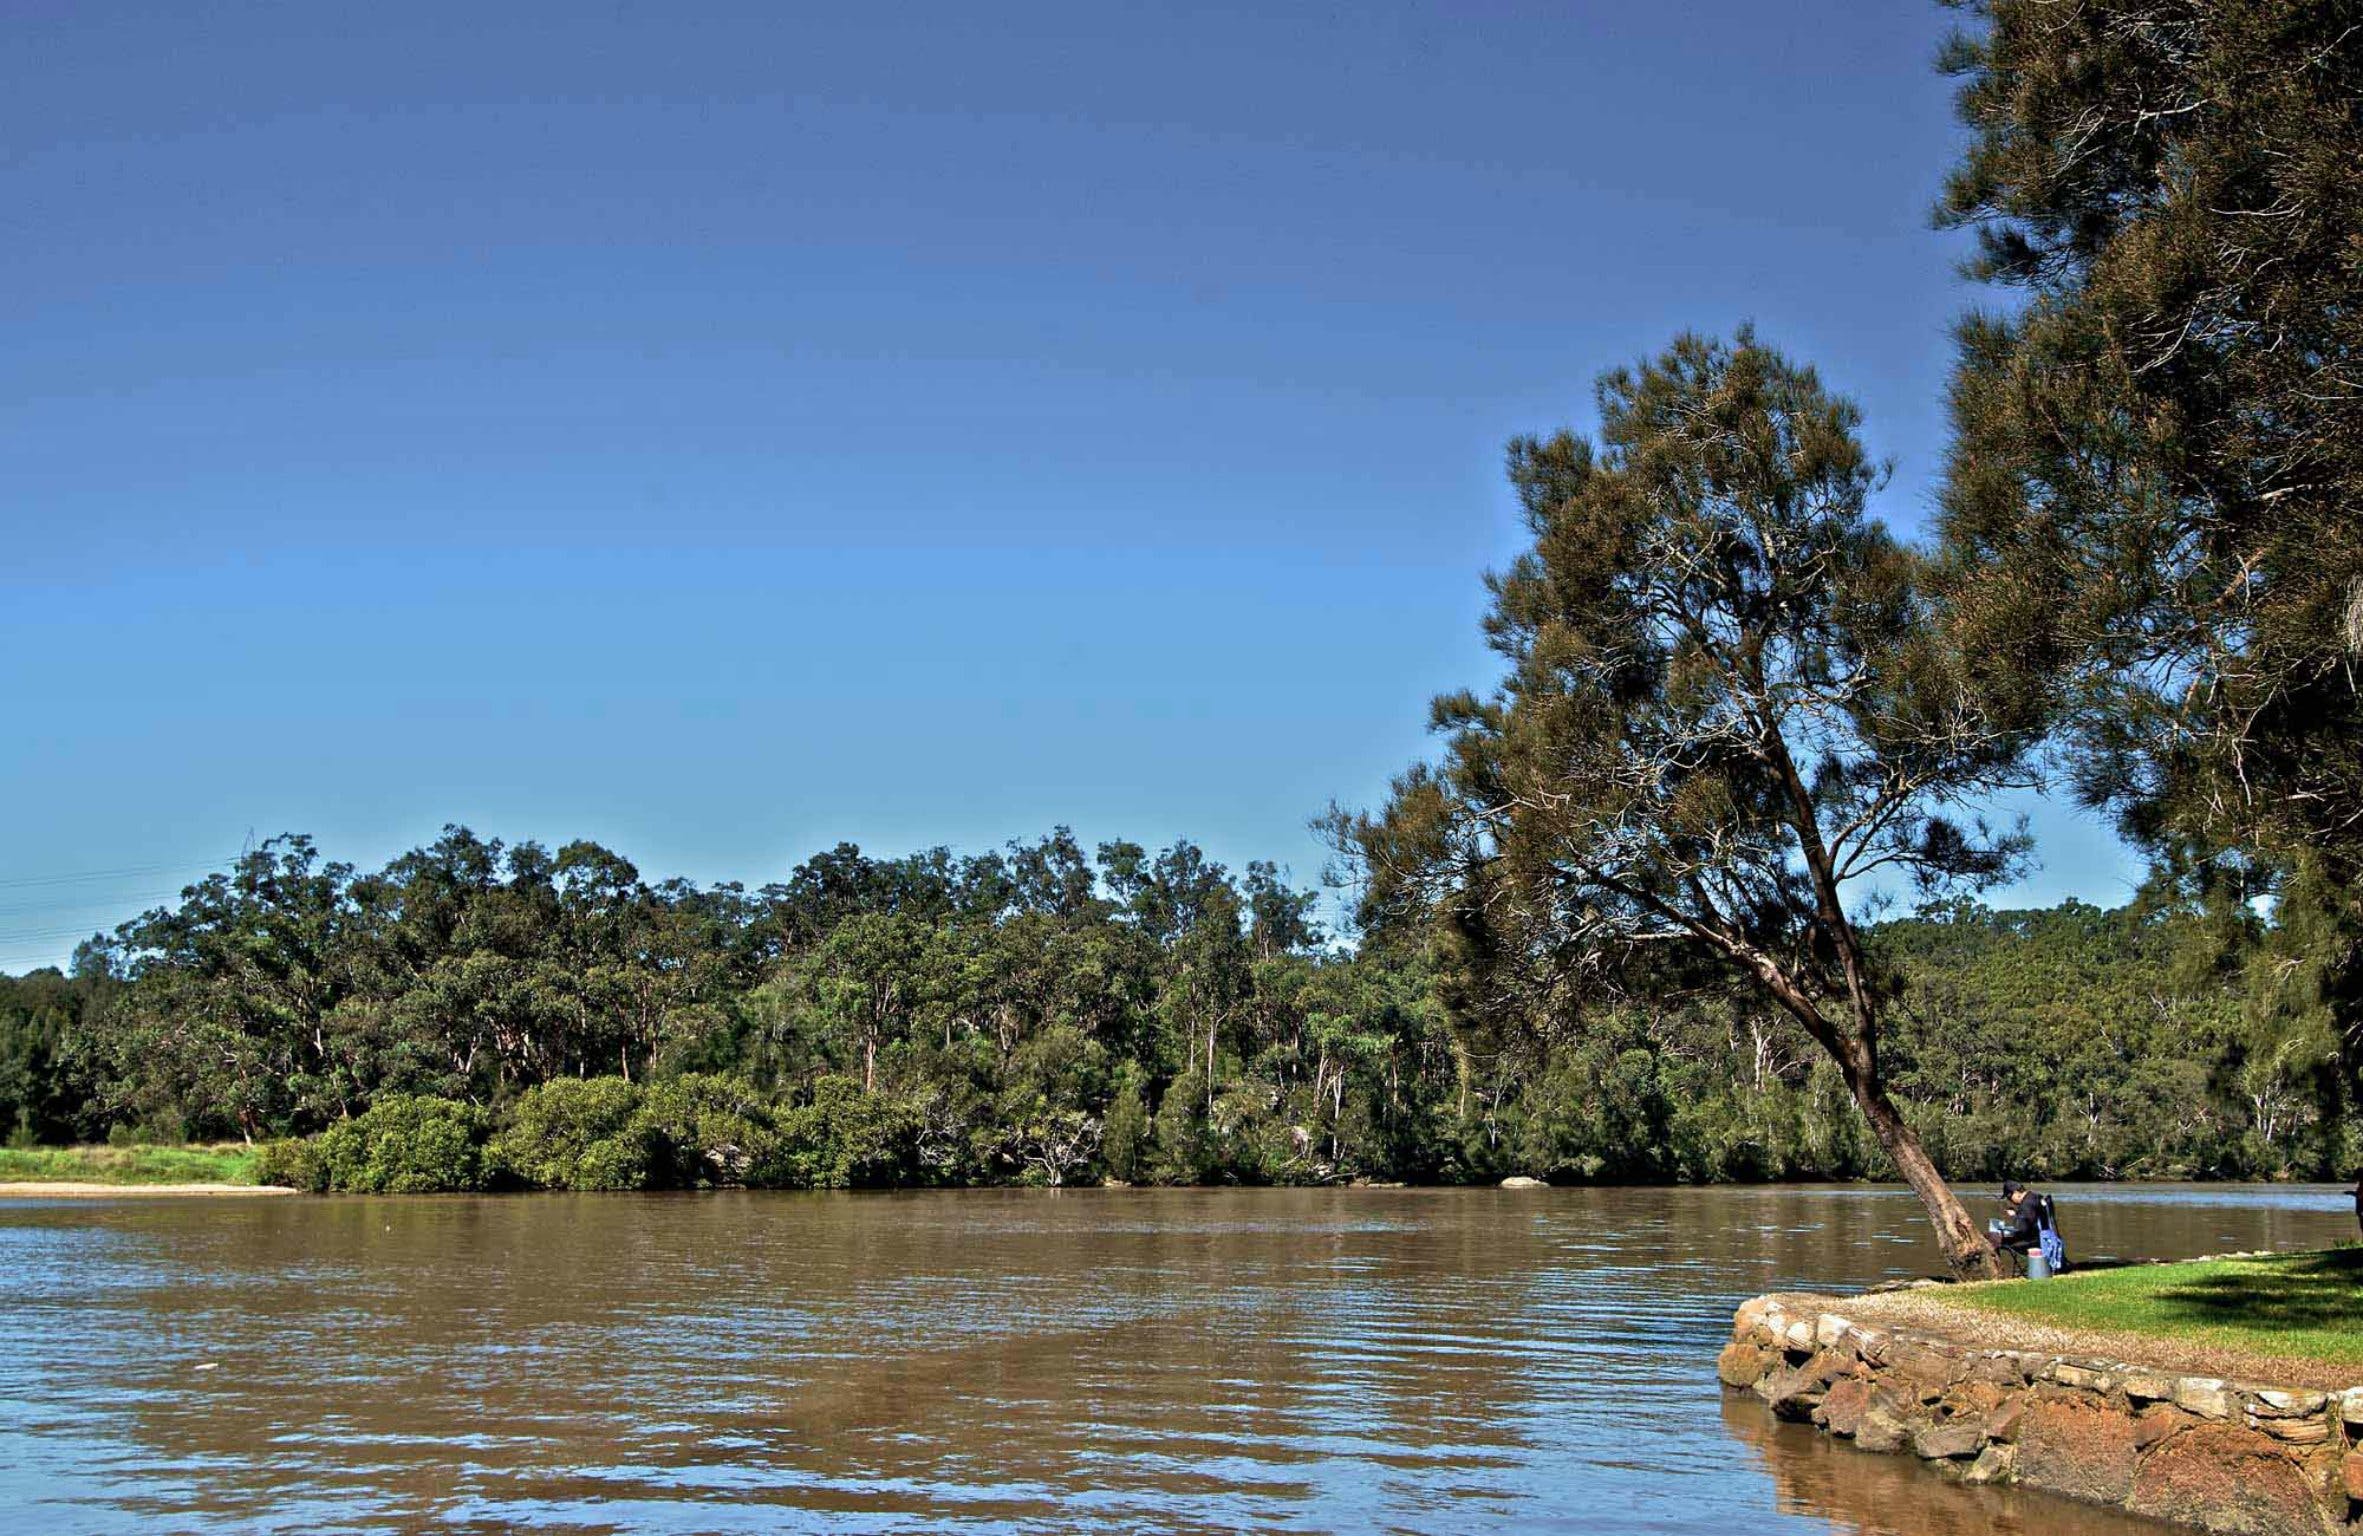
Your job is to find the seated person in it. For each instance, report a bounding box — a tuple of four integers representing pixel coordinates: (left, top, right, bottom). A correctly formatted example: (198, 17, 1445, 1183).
(1986, 1180, 2058, 1268)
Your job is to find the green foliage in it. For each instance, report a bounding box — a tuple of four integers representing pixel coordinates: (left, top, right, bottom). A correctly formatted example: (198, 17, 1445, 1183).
(1099, 1071, 1149, 1183)
(491, 1077, 652, 1191)
(775, 1075, 921, 1189)
(6, 818, 2350, 1193)
(1935, 0, 2363, 1107)
(0, 969, 104, 1145)
(628, 1073, 782, 1188)
(250, 1137, 325, 1191)
(312, 1095, 490, 1194)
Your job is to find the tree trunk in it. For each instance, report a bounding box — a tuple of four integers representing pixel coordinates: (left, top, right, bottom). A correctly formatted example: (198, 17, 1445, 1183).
(1842, 1055, 2004, 1279)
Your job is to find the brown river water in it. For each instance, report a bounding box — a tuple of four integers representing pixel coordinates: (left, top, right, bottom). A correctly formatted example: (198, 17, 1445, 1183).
(1, 1183, 2354, 1534)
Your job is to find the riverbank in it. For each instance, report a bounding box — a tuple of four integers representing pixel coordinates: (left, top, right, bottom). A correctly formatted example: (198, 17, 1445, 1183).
(0, 1143, 262, 1187)
(1722, 1250, 2363, 1533)
(0, 1181, 295, 1197)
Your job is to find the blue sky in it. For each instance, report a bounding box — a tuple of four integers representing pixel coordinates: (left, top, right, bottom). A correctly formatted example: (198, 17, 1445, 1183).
(0, 1, 2141, 970)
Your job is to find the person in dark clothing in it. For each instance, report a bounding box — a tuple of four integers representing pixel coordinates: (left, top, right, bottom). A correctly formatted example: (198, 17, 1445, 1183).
(2353, 1171, 2361, 1239)
(1987, 1180, 2060, 1269)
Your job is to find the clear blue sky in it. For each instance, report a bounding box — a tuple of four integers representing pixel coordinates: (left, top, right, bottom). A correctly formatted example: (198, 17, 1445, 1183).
(0, 1, 2140, 970)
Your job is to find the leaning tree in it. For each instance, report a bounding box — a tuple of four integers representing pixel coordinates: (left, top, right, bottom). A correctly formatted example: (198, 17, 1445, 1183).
(1337, 332, 2038, 1277)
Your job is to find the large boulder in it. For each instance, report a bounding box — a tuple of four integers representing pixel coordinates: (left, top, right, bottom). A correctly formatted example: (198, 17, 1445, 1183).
(1912, 1418, 1987, 1461)
(1717, 1339, 1772, 1389)
(1757, 1364, 1829, 1422)
(1886, 1340, 1965, 1399)
(1816, 1376, 1874, 1438)
(2015, 1392, 2140, 1506)
(2126, 1423, 2333, 1536)
(1854, 1407, 1910, 1454)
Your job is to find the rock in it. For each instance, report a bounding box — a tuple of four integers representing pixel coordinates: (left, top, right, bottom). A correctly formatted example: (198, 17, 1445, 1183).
(2249, 1388, 2326, 1417)
(1498, 1175, 1547, 1189)
(1855, 1407, 1909, 1455)
(1964, 1442, 2016, 1485)
(2342, 1450, 2363, 1503)
(2172, 1377, 2234, 1421)
(1888, 1341, 1964, 1396)
(1817, 1376, 1873, 1438)
(1782, 1319, 1816, 1356)
(1732, 1296, 1779, 1346)
(2127, 1423, 2330, 1536)
(702, 1143, 752, 1182)
(1986, 1398, 2025, 1443)
(1814, 1313, 1853, 1350)
(1968, 1352, 2025, 1387)
(2340, 1390, 2363, 1432)
(2249, 1411, 2330, 1446)
(2050, 1361, 2117, 1394)
(1758, 1365, 1827, 1421)
(2016, 1393, 2140, 1506)
(1803, 1349, 1854, 1389)
(1717, 1339, 1772, 1390)
(1913, 1418, 1987, 1460)
(2122, 1371, 2174, 1403)
(2132, 1404, 2189, 1451)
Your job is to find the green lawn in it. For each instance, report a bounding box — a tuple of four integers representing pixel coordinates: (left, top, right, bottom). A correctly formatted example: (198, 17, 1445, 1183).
(1942, 1246, 2363, 1369)
(0, 1143, 263, 1186)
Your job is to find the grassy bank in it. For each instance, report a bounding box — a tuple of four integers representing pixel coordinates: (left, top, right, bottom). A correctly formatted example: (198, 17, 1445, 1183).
(1937, 1246, 2363, 1370)
(0, 1143, 262, 1186)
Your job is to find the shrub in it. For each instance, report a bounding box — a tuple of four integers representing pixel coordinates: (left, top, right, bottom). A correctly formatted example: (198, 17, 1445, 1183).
(1099, 1073, 1148, 1183)
(491, 1077, 651, 1191)
(314, 1095, 489, 1193)
(628, 1073, 782, 1188)
(775, 1075, 920, 1188)
(251, 1136, 326, 1192)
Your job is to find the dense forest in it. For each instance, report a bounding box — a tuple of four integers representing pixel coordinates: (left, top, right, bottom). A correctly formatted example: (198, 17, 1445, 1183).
(0, 827, 2348, 1191)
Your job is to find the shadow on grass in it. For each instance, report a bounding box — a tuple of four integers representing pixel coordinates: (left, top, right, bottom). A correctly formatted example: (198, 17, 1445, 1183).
(2151, 1247, 2363, 1334)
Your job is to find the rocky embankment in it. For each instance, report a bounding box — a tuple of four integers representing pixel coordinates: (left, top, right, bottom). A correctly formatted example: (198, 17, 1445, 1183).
(1721, 1291, 2363, 1535)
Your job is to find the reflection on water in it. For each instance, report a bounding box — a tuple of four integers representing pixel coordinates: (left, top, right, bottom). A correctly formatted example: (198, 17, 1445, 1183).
(1718, 1394, 2167, 1536)
(1, 1184, 2350, 1534)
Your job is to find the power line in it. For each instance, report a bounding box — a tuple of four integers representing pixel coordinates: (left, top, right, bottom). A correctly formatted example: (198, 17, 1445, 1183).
(0, 856, 236, 891)
(0, 888, 190, 920)
(0, 923, 121, 945)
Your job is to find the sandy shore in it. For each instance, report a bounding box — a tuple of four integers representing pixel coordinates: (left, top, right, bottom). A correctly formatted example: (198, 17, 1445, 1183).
(0, 1182, 298, 1198)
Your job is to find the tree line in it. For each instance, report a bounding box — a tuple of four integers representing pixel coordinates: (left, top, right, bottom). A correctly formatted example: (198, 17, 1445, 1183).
(0, 828, 2346, 1190)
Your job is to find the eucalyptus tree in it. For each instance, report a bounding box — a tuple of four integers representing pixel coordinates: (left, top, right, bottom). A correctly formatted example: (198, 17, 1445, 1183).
(90, 836, 357, 1140)
(1336, 332, 2036, 1274)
